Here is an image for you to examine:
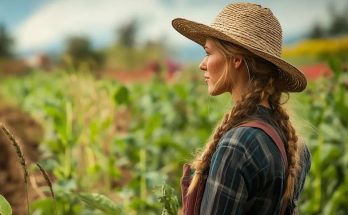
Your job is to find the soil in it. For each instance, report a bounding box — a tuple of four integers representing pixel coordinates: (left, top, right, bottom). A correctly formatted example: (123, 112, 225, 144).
(0, 105, 45, 215)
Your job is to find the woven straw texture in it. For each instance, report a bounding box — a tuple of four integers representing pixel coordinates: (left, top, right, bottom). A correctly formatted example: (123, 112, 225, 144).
(172, 2, 307, 92)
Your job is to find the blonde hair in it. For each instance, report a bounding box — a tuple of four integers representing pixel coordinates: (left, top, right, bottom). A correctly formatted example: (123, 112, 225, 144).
(189, 38, 304, 211)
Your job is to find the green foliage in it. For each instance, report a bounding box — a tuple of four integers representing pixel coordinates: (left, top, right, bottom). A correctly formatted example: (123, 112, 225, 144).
(0, 60, 347, 214)
(0, 69, 228, 214)
(292, 60, 348, 214)
(155, 184, 179, 215)
(0, 194, 12, 215)
(77, 193, 123, 214)
(0, 71, 121, 213)
(114, 85, 129, 105)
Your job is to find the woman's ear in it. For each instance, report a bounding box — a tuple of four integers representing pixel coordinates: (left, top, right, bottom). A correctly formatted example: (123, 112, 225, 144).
(232, 55, 243, 70)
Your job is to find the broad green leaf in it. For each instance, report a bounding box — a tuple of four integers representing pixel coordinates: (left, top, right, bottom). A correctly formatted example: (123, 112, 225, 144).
(0, 194, 12, 215)
(77, 192, 123, 214)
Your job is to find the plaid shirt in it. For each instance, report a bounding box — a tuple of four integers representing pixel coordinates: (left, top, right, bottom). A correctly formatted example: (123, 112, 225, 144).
(200, 106, 311, 215)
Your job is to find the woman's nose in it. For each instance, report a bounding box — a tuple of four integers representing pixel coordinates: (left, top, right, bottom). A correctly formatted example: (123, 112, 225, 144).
(199, 57, 207, 71)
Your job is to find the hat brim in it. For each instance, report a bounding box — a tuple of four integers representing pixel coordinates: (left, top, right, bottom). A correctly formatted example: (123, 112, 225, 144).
(172, 18, 307, 92)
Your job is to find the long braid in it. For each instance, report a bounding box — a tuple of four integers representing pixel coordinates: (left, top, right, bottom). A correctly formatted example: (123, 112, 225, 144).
(269, 92, 302, 209)
(188, 113, 229, 193)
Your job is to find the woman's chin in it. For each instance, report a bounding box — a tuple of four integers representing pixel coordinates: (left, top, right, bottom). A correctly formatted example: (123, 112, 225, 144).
(208, 85, 231, 96)
(207, 87, 214, 95)
(208, 87, 222, 96)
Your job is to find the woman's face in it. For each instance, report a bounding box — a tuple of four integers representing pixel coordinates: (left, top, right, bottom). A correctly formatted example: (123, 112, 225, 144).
(199, 39, 247, 100)
(199, 39, 228, 95)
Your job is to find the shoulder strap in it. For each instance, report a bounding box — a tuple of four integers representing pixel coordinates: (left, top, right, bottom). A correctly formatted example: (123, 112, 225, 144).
(238, 120, 288, 174)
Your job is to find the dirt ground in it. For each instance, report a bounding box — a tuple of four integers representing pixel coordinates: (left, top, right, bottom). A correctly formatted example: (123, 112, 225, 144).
(0, 105, 46, 215)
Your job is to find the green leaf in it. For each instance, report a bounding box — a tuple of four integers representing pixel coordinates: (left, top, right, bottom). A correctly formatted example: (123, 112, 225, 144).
(155, 184, 179, 215)
(77, 192, 123, 214)
(114, 85, 129, 104)
(0, 194, 12, 215)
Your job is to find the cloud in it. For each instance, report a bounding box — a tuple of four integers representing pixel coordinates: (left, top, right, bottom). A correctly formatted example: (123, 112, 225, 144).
(12, 0, 220, 53)
(13, 0, 156, 52)
(13, 0, 343, 54)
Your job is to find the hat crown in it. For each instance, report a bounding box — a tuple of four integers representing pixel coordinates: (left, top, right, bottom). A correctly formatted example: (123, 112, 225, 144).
(211, 3, 282, 57)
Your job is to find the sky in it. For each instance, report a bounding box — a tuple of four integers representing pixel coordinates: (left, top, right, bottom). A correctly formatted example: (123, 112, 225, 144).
(0, 0, 346, 60)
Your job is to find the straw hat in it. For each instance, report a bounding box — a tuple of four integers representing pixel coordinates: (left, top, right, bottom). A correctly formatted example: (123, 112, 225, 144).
(172, 2, 307, 92)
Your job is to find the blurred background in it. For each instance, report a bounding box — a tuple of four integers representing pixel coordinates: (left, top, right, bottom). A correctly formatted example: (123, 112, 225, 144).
(0, 0, 347, 214)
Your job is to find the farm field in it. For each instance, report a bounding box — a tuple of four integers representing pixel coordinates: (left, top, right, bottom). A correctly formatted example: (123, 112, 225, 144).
(1, 0, 348, 213)
(0, 59, 347, 214)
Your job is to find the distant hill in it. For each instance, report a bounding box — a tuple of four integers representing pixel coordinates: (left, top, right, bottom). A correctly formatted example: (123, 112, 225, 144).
(283, 35, 348, 58)
(173, 33, 307, 64)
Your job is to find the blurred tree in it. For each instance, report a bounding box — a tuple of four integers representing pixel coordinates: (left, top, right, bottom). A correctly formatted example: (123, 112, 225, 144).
(108, 19, 170, 71)
(309, 23, 325, 39)
(309, 3, 348, 39)
(110, 19, 139, 70)
(328, 15, 348, 36)
(0, 24, 13, 58)
(328, 2, 348, 36)
(62, 36, 104, 72)
(116, 19, 138, 49)
(67, 36, 92, 60)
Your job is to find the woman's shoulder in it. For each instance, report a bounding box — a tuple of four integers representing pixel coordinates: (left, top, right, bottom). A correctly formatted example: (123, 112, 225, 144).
(215, 126, 285, 182)
(220, 126, 276, 150)
(219, 126, 284, 168)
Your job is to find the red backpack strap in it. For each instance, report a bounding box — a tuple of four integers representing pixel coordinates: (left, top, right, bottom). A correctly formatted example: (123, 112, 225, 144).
(238, 120, 288, 174)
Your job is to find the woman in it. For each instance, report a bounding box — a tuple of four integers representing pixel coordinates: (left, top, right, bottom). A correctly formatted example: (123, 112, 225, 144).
(172, 2, 311, 215)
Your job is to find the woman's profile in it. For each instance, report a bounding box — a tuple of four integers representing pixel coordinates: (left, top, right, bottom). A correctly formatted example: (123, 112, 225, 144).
(172, 2, 311, 215)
